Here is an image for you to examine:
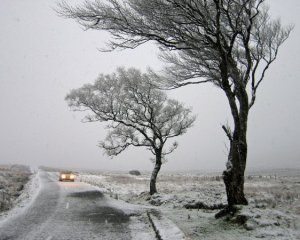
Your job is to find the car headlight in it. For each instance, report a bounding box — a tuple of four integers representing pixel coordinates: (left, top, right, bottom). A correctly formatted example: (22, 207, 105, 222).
(70, 174, 75, 179)
(61, 174, 66, 179)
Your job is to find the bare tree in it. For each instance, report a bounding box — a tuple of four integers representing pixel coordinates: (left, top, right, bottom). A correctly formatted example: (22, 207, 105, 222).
(58, 0, 292, 213)
(65, 68, 195, 195)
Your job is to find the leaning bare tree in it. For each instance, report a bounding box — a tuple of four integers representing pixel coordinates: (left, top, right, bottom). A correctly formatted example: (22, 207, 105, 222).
(65, 68, 195, 195)
(58, 0, 292, 213)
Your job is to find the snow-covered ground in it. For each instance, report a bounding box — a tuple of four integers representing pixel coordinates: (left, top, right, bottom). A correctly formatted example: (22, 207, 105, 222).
(1, 166, 299, 239)
(0, 165, 40, 224)
(0, 167, 183, 239)
(77, 169, 300, 240)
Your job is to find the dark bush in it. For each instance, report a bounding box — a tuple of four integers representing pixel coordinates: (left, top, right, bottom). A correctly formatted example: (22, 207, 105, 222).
(129, 170, 141, 176)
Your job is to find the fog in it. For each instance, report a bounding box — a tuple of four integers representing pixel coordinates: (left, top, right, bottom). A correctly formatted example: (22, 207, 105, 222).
(0, 0, 299, 172)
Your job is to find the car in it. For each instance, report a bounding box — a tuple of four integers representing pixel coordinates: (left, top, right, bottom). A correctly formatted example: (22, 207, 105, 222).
(59, 171, 75, 182)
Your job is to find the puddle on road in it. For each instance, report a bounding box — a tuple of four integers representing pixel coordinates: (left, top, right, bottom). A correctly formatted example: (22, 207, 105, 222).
(84, 206, 130, 224)
(68, 190, 104, 199)
(67, 190, 130, 224)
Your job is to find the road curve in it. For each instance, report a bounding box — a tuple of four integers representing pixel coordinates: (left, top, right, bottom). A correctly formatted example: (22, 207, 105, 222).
(0, 170, 153, 240)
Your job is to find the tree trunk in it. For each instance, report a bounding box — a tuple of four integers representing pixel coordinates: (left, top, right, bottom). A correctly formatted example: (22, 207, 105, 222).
(223, 105, 249, 209)
(150, 150, 162, 195)
(216, 124, 248, 219)
(220, 70, 249, 214)
(217, 60, 250, 218)
(223, 138, 248, 207)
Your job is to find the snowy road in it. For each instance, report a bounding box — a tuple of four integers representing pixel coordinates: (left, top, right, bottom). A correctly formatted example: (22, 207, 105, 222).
(0, 171, 149, 240)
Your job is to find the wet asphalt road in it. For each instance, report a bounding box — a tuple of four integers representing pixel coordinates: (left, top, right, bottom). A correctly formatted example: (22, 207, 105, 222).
(0, 171, 133, 240)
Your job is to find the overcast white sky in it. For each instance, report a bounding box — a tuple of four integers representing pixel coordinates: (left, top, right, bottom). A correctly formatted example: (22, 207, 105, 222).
(0, 0, 299, 172)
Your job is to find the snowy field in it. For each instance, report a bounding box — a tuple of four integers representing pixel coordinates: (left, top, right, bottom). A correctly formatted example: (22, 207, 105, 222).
(0, 166, 299, 239)
(0, 164, 41, 226)
(0, 165, 32, 213)
(77, 169, 300, 240)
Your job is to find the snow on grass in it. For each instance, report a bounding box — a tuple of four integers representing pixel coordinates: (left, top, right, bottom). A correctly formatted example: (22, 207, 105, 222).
(5, 166, 298, 239)
(77, 172, 150, 201)
(0, 166, 41, 226)
(0, 165, 31, 211)
(77, 169, 300, 240)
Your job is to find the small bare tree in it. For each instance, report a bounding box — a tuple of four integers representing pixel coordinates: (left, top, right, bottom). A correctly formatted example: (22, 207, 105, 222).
(65, 68, 195, 195)
(58, 0, 293, 213)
